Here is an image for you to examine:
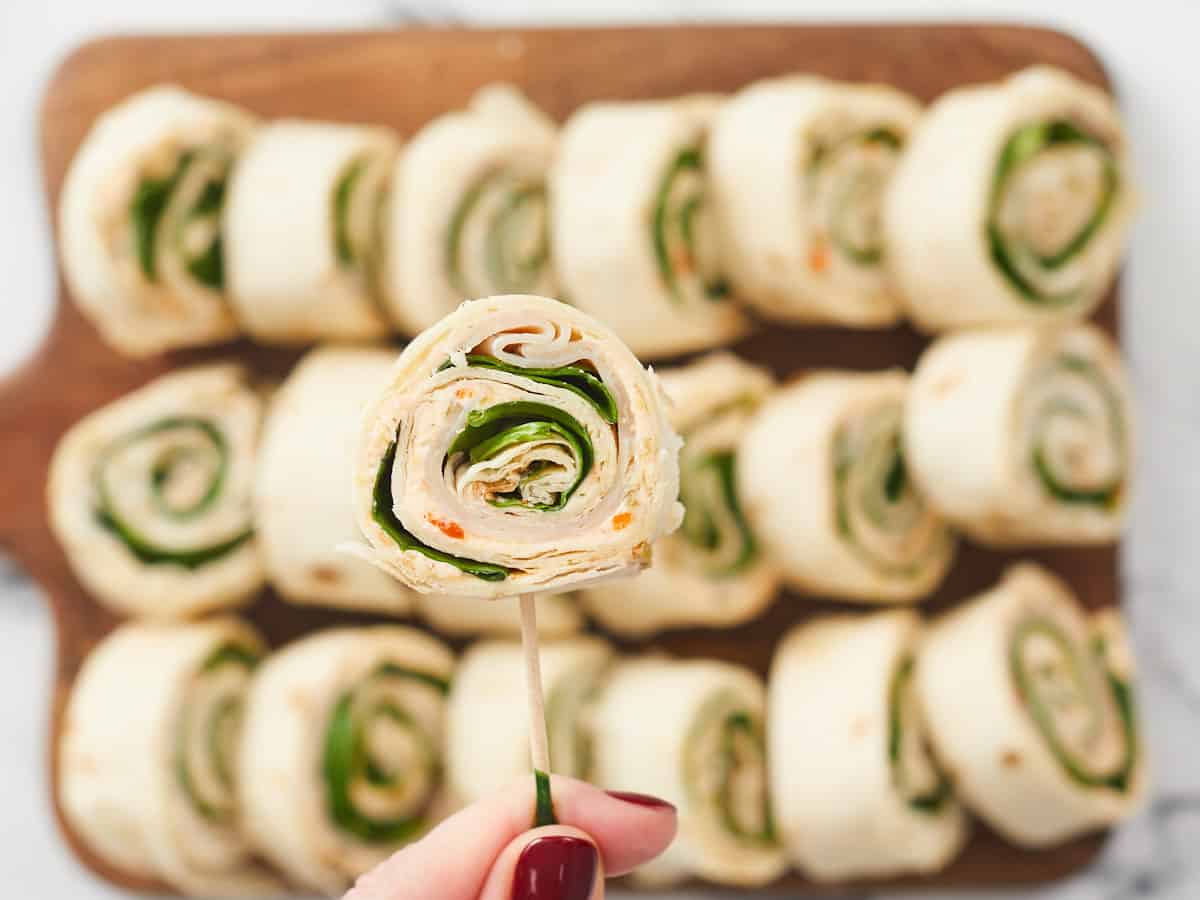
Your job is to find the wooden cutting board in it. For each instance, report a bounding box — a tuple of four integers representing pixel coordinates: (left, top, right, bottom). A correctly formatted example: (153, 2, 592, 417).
(3, 23, 1121, 895)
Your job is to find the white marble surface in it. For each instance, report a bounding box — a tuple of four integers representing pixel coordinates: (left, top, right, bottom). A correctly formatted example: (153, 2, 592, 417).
(3, 1, 1200, 897)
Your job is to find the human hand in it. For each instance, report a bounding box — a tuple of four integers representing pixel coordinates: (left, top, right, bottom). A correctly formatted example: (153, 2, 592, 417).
(343, 774, 678, 900)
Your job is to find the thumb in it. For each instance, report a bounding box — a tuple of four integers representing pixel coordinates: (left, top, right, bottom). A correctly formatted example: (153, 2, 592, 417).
(477, 825, 603, 900)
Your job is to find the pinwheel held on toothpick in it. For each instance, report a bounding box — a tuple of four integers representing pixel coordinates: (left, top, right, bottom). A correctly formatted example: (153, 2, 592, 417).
(348, 291, 683, 828)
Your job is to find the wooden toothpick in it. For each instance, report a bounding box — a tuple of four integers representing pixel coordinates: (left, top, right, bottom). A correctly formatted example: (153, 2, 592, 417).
(519, 593, 551, 773)
(519, 592, 556, 826)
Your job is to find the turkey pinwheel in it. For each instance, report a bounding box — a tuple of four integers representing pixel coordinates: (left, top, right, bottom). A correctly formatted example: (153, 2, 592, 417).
(884, 66, 1134, 331)
(351, 294, 683, 598)
(255, 346, 413, 614)
(59, 85, 256, 356)
(769, 611, 967, 881)
(225, 120, 398, 342)
(385, 85, 558, 332)
(916, 565, 1146, 847)
(552, 97, 750, 359)
(591, 658, 786, 887)
(446, 637, 613, 804)
(59, 619, 279, 896)
(238, 626, 453, 894)
(710, 76, 920, 326)
(48, 364, 263, 618)
(581, 352, 779, 635)
(738, 370, 956, 603)
(905, 324, 1131, 545)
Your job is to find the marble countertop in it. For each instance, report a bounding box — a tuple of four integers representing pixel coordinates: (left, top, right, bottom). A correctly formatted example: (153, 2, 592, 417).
(4, 1, 1199, 897)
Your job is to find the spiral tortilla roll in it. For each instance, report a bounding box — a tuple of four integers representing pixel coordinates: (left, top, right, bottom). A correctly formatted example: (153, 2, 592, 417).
(416, 592, 582, 639)
(446, 637, 612, 805)
(738, 370, 955, 603)
(581, 353, 780, 635)
(768, 611, 967, 882)
(255, 346, 413, 614)
(48, 363, 262, 619)
(552, 97, 750, 359)
(238, 626, 453, 893)
(710, 77, 919, 326)
(916, 564, 1145, 847)
(351, 294, 683, 598)
(225, 120, 398, 342)
(386, 85, 558, 333)
(884, 66, 1134, 331)
(905, 324, 1131, 545)
(59, 619, 279, 896)
(59, 85, 256, 356)
(591, 658, 784, 887)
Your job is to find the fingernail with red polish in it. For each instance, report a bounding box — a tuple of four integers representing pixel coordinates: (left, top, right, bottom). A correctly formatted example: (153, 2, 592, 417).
(605, 790, 676, 812)
(512, 836, 597, 900)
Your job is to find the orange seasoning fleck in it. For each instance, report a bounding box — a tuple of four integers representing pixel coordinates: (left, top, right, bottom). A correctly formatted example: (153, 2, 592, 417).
(310, 566, 342, 585)
(455, 387, 472, 400)
(73, 753, 98, 774)
(808, 235, 830, 274)
(426, 515, 465, 539)
(930, 369, 965, 399)
(611, 512, 632, 531)
(672, 248, 694, 275)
